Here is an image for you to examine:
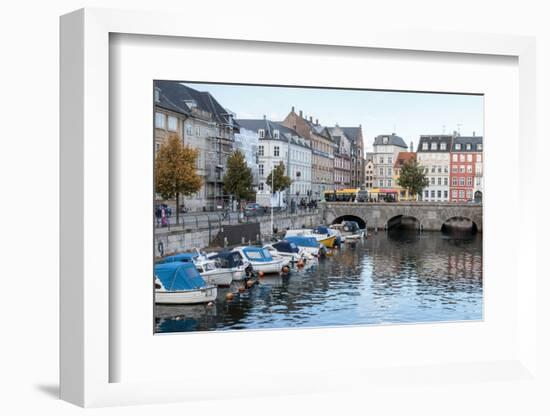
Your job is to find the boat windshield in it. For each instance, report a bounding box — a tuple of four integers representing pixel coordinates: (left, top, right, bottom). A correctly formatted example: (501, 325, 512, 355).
(244, 250, 264, 260)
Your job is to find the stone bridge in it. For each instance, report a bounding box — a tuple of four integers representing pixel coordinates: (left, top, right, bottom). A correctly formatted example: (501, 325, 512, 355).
(322, 202, 483, 232)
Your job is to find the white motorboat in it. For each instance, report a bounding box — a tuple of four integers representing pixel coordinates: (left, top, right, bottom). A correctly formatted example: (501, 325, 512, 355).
(263, 240, 312, 262)
(161, 251, 233, 286)
(207, 251, 251, 281)
(330, 221, 365, 241)
(283, 235, 323, 256)
(233, 246, 290, 274)
(154, 262, 217, 305)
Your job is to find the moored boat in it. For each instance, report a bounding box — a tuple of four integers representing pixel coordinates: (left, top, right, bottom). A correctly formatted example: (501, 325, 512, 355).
(207, 250, 251, 281)
(263, 240, 312, 263)
(284, 235, 324, 256)
(330, 221, 365, 241)
(285, 228, 336, 248)
(160, 252, 233, 286)
(232, 246, 290, 274)
(154, 262, 217, 304)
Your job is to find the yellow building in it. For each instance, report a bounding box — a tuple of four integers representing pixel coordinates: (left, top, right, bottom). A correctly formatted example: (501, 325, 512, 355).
(393, 152, 417, 201)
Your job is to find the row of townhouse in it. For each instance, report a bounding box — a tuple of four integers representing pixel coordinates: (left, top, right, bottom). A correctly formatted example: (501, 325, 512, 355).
(364, 132, 483, 203)
(154, 81, 366, 211)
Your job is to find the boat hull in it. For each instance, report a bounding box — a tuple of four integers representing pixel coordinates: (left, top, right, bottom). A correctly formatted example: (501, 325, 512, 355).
(318, 235, 336, 248)
(155, 287, 217, 304)
(200, 269, 233, 286)
(250, 259, 289, 274)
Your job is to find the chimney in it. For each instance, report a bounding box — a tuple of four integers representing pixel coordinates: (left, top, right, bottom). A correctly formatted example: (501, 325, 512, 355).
(410, 141, 413, 152)
(316, 118, 319, 125)
(473, 131, 476, 136)
(263, 114, 266, 120)
(309, 116, 313, 123)
(291, 106, 295, 113)
(299, 110, 303, 118)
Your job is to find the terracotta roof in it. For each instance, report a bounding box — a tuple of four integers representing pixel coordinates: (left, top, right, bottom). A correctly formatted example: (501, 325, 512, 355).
(394, 152, 416, 168)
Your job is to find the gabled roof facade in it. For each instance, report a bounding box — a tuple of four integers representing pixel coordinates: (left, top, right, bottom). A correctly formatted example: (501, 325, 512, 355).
(374, 133, 408, 148)
(236, 118, 311, 149)
(417, 135, 453, 153)
(451, 136, 483, 152)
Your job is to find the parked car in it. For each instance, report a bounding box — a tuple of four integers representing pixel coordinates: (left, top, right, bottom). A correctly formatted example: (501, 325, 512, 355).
(244, 203, 266, 216)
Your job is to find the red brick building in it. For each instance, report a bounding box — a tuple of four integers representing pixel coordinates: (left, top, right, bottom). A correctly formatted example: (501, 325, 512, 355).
(449, 136, 483, 202)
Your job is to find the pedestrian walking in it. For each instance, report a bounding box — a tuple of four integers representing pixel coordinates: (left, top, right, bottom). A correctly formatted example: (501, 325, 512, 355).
(161, 207, 167, 227)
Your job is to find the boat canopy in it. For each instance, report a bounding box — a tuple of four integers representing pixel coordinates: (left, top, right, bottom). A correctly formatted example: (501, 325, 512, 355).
(272, 240, 300, 254)
(154, 262, 207, 291)
(313, 225, 331, 235)
(209, 251, 245, 268)
(284, 236, 319, 248)
(342, 221, 361, 232)
(240, 246, 274, 262)
(160, 252, 198, 264)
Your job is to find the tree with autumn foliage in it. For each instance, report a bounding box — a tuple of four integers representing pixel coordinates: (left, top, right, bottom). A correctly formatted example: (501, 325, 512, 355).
(155, 134, 202, 224)
(396, 159, 429, 201)
(223, 150, 254, 208)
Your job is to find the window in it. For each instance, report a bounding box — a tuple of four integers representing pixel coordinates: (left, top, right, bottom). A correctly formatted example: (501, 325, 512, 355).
(459, 190, 465, 198)
(467, 177, 472, 186)
(388, 156, 393, 165)
(195, 127, 200, 137)
(431, 142, 437, 150)
(444, 190, 448, 199)
(155, 143, 160, 152)
(476, 177, 481, 186)
(452, 166, 458, 173)
(444, 166, 448, 173)
(421, 142, 428, 150)
(437, 166, 442, 173)
(274, 146, 280, 157)
(258, 129, 265, 138)
(467, 154, 473, 162)
(452, 190, 457, 198)
(185, 123, 192, 135)
(379, 156, 384, 164)
(460, 165, 465, 173)
(424, 190, 429, 198)
(387, 167, 392, 176)
(477, 143, 482, 151)
(437, 190, 442, 198)
(452, 178, 458, 186)
(379, 180, 384, 187)
(467, 190, 472, 199)
(431, 166, 435, 173)
(155, 112, 165, 129)
(477, 154, 482, 162)
(444, 178, 448, 186)
(258, 145, 264, 156)
(431, 177, 435, 185)
(258, 164, 264, 175)
(431, 190, 435, 198)
(441, 142, 447, 150)
(387, 179, 392, 187)
(452, 154, 458, 162)
(379, 168, 384, 176)
(460, 154, 465, 162)
(455, 143, 461, 150)
(437, 177, 442, 185)
(459, 177, 465, 186)
(258, 183, 264, 191)
(273, 129, 280, 139)
(167, 116, 178, 132)
(154, 88, 160, 102)
(467, 166, 473, 173)
(466, 143, 472, 150)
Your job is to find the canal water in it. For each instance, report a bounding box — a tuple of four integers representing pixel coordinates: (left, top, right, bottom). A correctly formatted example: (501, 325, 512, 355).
(155, 231, 483, 333)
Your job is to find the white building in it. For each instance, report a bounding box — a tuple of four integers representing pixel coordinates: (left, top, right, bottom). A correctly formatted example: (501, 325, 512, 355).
(416, 135, 452, 202)
(233, 126, 260, 190)
(373, 133, 408, 190)
(236, 118, 312, 206)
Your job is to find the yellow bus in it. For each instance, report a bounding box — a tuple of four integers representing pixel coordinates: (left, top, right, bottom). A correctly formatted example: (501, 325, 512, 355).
(324, 188, 369, 202)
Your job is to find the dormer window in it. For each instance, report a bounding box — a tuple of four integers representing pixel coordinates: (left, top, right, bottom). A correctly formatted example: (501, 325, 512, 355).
(154, 87, 160, 103)
(383, 137, 389, 144)
(422, 142, 428, 150)
(258, 129, 265, 139)
(431, 142, 437, 150)
(273, 129, 280, 139)
(466, 143, 472, 150)
(477, 143, 482, 151)
(184, 99, 197, 109)
(440, 142, 447, 150)
(455, 143, 461, 150)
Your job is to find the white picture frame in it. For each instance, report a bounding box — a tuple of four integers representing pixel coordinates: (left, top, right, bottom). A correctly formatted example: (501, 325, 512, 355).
(60, 8, 539, 408)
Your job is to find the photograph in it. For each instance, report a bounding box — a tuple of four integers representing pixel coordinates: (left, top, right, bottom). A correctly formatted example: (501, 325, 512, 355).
(153, 80, 483, 333)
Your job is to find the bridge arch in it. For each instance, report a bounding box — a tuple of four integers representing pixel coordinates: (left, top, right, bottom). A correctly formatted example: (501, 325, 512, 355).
(385, 214, 421, 231)
(331, 215, 367, 230)
(441, 216, 479, 234)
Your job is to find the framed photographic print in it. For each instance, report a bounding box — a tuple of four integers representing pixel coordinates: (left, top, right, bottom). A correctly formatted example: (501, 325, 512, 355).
(60, 8, 539, 408)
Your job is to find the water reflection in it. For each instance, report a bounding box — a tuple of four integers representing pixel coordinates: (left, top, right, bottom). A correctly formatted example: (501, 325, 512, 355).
(155, 232, 483, 333)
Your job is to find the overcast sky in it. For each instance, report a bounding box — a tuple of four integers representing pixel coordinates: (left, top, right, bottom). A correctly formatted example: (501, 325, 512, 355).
(183, 82, 484, 153)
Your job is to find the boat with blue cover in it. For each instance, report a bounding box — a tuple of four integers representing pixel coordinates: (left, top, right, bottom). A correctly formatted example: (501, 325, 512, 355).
(154, 262, 217, 304)
(284, 228, 337, 248)
(283, 236, 323, 256)
(232, 246, 290, 274)
(160, 251, 233, 286)
(263, 240, 312, 262)
(206, 250, 251, 281)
